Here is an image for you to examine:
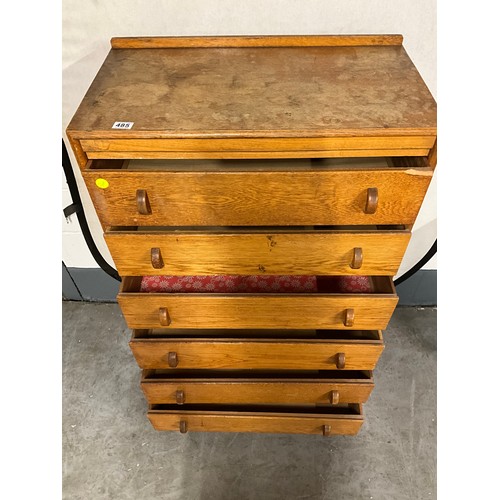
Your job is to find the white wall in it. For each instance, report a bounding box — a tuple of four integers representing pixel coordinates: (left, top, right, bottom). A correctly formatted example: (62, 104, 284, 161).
(62, 0, 436, 275)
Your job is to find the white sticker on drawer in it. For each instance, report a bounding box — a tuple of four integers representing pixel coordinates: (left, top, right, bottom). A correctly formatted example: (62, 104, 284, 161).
(112, 121, 134, 129)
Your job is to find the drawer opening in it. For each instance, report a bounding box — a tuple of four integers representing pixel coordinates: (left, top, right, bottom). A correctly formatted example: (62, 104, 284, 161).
(142, 369, 373, 381)
(87, 157, 430, 172)
(85, 159, 128, 170)
(108, 224, 409, 233)
(149, 403, 362, 416)
(131, 329, 383, 343)
(122, 275, 395, 295)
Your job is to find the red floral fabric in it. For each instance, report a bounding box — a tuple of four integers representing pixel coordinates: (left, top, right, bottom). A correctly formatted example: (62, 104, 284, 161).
(329, 275, 373, 293)
(140, 275, 373, 293)
(140, 275, 318, 293)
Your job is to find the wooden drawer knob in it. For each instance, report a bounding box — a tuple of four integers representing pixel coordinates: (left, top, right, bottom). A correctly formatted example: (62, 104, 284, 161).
(336, 352, 346, 369)
(179, 420, 188, 434)
(136, 189, 152, 215)
(350, 247, 363, 269)
(176, 390, 185, 405)
(151, 248, 164, 269)
(365, 187, 378, 214)
(344, 308, 354, 327)
(323, 424, 331, 437)
(159, 307, 171, 326)
(330, 390, 340, 405)
(168, 352, 178, 368)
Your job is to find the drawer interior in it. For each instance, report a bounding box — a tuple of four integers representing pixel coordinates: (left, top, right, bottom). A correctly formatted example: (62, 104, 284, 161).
(121, 275, 395, 295)
(142, 369, 373, 381)
(108, 224, 409, 233)
(149, 403, 362, 416)
(131, 328, 383, 343)
(106, 224, 411, 236)
(88, 157, 429, 171)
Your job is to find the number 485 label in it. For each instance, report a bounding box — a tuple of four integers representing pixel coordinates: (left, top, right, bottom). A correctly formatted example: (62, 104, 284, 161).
(112, 121, 134, 129)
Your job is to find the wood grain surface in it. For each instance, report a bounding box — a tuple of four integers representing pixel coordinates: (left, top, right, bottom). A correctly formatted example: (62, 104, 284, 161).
(147, 406, 363, 435)
(141, 376, 374, 404)
(84, 168, 432, 226)
(119, 292, 397, 330)
(66, 44, 436, 140)
(105, 228, 410, 276)
(129, 336, 384, 370)
(81, 136, 435, 155)
(111, 35, 404, 49)
(83, 137, 434, 151)
(85, 148, 432, 160)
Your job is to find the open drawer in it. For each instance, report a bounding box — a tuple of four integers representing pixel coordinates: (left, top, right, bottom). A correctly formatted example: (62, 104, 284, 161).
(147, 403, 364, 436)
(105, 225, 410, 277)
(83, 158, 432, 227)
(118, 275, 398, 330)
(130, 329, 384, 370)
(141, 369, 374, 405)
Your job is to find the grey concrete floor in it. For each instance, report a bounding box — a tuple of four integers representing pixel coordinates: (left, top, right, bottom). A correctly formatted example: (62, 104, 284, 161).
(62, 303, 436, 500)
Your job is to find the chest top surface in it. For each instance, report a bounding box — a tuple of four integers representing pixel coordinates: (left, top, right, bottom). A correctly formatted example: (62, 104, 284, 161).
(67, 36, 436, 140)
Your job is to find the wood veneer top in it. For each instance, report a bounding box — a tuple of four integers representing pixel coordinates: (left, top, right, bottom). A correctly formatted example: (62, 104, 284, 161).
(67, 40, 436, 139)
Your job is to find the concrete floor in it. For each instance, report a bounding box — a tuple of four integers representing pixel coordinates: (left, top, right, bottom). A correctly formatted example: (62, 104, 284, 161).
(62, 303, 436, 500)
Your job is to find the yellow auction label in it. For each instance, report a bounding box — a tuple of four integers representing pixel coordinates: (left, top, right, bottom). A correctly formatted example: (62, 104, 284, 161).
(95, 178, 109, 189)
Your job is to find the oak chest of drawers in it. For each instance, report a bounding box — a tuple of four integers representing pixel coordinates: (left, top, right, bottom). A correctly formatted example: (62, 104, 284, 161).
(66, 34, 436, 436)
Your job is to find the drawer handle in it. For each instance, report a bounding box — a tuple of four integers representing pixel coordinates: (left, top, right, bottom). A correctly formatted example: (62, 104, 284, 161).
(168, 352, 178, 368)
(350, 247, 363, 269)
(344, 308, 354, 327)
(323, 424, 331, 437)
(136, 189, 152, 215)
(176, 390, 185, 405)
(179, 420, 188, 434)
(330, 390, 340, 405)
(336, 352, 346, 369)
(159, 307, 171, 326)
(365, 187, 378, 214)
(151, 248, 164, 269)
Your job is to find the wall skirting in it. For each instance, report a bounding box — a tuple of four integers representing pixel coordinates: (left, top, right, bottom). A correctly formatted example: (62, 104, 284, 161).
(62, 266, 437, 307)
(62, 265, 120, 302)
(395, 269, 437, 307)
(62, 262, 82, 301)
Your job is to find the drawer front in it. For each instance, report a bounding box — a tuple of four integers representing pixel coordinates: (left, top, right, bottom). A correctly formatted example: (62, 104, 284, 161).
(106, 230, 410, 276)
(141, 379, 374, 405)
(81, 136, 435, 157)
(147, 406, 364, 436)
(130, 340, 384, 370)
(119, 294, 398, 330)
(83, 169, 432, 226)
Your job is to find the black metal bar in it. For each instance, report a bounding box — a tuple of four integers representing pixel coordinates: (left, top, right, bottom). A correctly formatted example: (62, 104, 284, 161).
(62, 139, 121, 282)
(394, 240, 437, 286)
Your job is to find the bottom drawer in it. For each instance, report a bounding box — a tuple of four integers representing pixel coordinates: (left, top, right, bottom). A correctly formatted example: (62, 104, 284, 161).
(141, 369, 374, 405)
(147, 403, 363, 436)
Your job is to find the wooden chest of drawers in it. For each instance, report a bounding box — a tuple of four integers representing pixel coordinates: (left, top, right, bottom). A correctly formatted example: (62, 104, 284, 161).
(66, 35, 436, 436)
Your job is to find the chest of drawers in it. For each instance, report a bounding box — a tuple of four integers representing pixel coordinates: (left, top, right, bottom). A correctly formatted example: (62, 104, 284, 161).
(66, 35, 436, 436)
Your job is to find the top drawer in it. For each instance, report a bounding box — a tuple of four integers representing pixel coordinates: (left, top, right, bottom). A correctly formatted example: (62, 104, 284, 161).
(83, 159, 432, 227)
